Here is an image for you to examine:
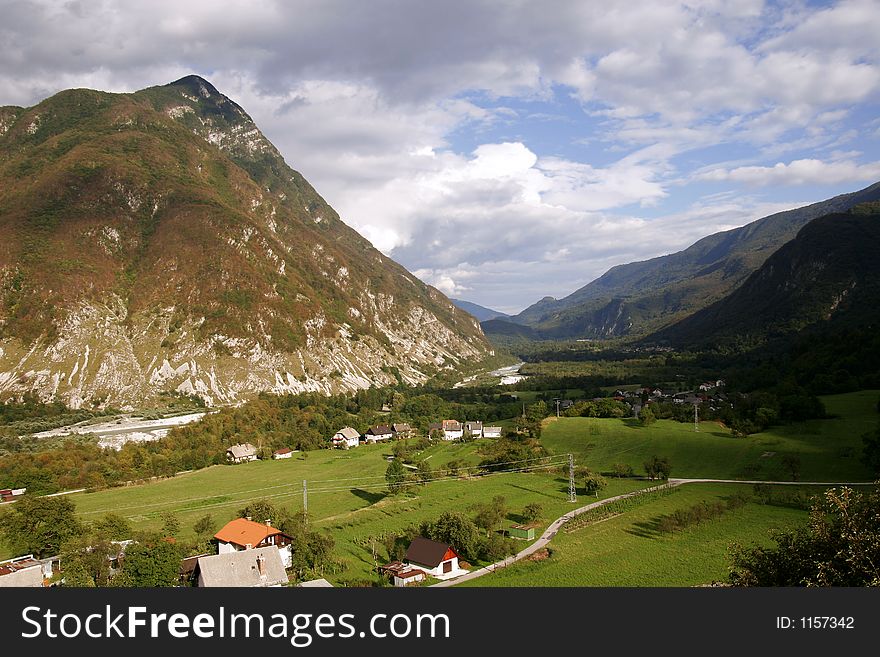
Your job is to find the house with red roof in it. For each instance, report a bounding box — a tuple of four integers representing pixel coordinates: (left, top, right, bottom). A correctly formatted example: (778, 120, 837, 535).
(214, 517, 293, 568)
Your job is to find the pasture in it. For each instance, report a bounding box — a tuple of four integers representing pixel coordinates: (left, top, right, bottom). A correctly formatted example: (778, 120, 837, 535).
(457, 482, 812, 587)
(540, 390, 877, 481)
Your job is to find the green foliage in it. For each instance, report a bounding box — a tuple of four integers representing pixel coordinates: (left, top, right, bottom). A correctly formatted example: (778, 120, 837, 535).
(861, 425, 880, 476)
(471, 495, 507, 534)
(644, 455, 672, 480)
(115, 537, 182, 587)
(656, 494, 748, 534)
(238, 499, 288, 526)
(521, 502, 543, 523)
(638, 406, 656, 426)
(160, 511, 181, 537)
(385, 459, 408, 495)
(419, 511, 482, 563)
(729, 484, 880, 586)
(612, 463, 634, 478)
(193, 514, 216, 537)
(0, 495, 82, 557)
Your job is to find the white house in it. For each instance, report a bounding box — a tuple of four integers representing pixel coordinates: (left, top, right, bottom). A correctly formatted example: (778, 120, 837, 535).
(214, 517, 293, 568)
(273, 448, 294, 459)
(195, 547, 288, 587)
(227, 443, 258, 463)
(463, 421, 483, 438)
(332, 427, 361, 449)
(404, 537, 467, 579)
(482, 426, 502, 438)
(441, 420, 463, 441)
(379, 560, 427, 587)
(363, 425, 393, 443)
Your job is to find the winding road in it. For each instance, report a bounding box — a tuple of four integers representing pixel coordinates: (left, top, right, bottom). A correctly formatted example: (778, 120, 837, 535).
(430, 477, 874, 587)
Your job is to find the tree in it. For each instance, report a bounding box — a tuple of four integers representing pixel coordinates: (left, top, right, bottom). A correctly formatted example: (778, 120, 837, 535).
(115, 537, 182, 587)
(861, 425, 880, 475)
(472, 495, 507, 535)
(419, 512, 482, 562)
(193, 514, 216, 537)
(781, 453, 801, 482)
(385, 458, 408, 494)
(238, 499, 286, 525)
(638, 406, 656, 426)
(521, 503, 543, 523)
(0, 495, 82, 558)
(729, 484, 880, 586)
(612, 463, 634, 478)
(414, 459, 433, 484)
(90, 513, 131, 541)
(160, 511, 181, 537)
(644, 455, 671, 480)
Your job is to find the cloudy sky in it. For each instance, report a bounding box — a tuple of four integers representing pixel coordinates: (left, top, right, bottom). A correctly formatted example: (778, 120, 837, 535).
(2, 0, 880, 313)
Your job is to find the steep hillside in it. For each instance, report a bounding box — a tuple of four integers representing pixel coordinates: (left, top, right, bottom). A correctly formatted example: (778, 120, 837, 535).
(648, 205, 880, 350)
(503, 182, 880, 339)
(0, 76, 492, 409)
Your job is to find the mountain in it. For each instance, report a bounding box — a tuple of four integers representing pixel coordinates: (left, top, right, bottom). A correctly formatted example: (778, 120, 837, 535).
(0, 76, 492, 409)
(451, 299, 509, 322)
(497, 181, 880, 340)
(646, 204, 880, 350)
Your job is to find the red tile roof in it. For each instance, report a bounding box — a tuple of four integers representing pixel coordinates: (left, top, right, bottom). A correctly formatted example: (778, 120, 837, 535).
(214, 518, 283, 548)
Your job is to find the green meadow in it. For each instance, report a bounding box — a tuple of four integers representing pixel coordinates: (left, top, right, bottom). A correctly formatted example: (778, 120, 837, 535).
(540, 390, 877, 482)
(457, 483, 811, 587)
(60, 440, 649, 582)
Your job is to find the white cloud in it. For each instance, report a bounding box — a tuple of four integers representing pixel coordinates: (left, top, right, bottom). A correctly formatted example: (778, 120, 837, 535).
(698, 158, 880, 186)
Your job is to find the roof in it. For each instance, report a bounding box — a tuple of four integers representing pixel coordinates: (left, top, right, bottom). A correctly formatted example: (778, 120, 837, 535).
(397, 569, 426, 580)
(464, 421, 483, 429)
(214, 517, 283, 548)
(273, 448, 292, 455)
(227, 443, 257, 458)
(483, 426, 502, 432)
(334, 427, 361, 440)
(428, 422, 442, 431)
(0, 556, 42, 577)
(179, 553, 210, 577)
(196, 547, 288, 587)
(297, 578, 334, 587)
(442, 420, 461, 430)
(405, 537, 458, 568)
(367, 425, 392, 435)
(392, 423, 412, 432)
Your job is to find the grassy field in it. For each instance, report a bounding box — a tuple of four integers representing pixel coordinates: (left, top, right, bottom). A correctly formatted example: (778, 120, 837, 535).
(457, 482, 811, 586)
(540, 390, 877, 481)
(30, 440, 649, 582)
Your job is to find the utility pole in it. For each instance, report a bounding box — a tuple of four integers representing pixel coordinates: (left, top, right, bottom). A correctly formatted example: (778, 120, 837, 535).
(694, 403, 699, 432)
(568, 454, 576, 503)
(555, 399, 560, 418)
(303, 479, 308, 512)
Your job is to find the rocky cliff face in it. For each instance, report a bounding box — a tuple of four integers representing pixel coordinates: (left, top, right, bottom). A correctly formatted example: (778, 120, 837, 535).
(0, 77, 491, 409)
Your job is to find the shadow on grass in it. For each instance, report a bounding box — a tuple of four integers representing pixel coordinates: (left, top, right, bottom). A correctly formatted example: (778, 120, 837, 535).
(507, 483, 564, 500)
(625, 516, 664, 539)
(351, 488, 387, 505)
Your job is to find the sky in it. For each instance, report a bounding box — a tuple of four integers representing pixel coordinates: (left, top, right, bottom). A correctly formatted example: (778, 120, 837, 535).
(2, 0, 879, 314)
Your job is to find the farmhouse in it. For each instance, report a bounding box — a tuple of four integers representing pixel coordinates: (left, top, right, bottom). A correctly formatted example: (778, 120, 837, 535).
(227, 443, 258, 463)
(332, 427, 361, 449)
(0, 487, 25, 502)
(195, 547, 288, 587)
(463, 421, 483, 437)
(441, 420, 463, 441)
(363, 425, 393, 443)
(392, 423, 413, 438)
(273, 448, 294, 459)
(214, 517, 293, 567)
(404, 537, 467, 579)
(482, 426, 502, 438)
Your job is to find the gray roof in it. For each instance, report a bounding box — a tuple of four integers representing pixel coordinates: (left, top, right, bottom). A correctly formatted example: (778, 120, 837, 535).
(227, 443, 257, 459)
(196, 547, 288, 587)
(297, 578, 334, 587)
(334, 427, 361, 440)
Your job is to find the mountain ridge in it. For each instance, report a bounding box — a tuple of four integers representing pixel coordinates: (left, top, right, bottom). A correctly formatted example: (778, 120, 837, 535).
(498, 181, 880, 340)
(0, 76, 492, 409)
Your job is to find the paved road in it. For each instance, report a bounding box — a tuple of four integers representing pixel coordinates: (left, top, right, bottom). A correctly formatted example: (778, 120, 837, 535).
(431, 477, 875, 587)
